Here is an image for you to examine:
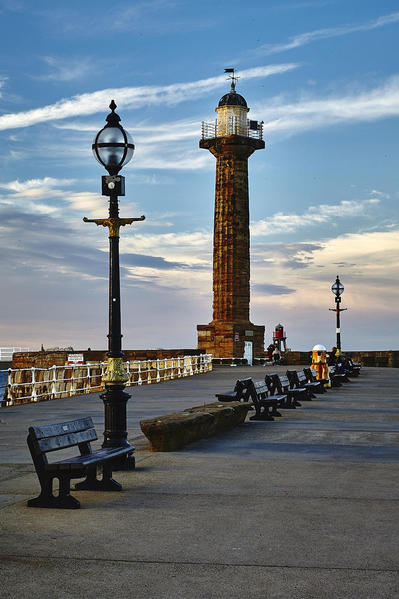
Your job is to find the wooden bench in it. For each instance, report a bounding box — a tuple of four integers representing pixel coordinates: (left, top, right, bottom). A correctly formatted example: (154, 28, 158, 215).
(216, 377, 286, 421)
(215, 377, 253, 403)
(296, 370, 324, 395)
(248, 379, 286, 421)
(27, 417, 134, 509)
(345, 358, 361, 377)
(338, 358, 360, 378)
(286, 370, 313, 401)
(265, 373, 303, 408)
(303, 367, 328, 392)
(329, 365, 348, 386)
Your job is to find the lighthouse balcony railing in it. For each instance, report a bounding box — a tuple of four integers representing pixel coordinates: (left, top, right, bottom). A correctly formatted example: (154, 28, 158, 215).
(201, 120, 263, 140)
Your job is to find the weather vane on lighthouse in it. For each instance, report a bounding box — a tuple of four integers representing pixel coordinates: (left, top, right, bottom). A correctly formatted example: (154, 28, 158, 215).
(224, 67, 239, 91)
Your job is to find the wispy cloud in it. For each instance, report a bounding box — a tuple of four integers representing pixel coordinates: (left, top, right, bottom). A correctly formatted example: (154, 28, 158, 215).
(254, 282, 295, 295)
(254, 75, 399, 137)
(0, 64, 298, 131)
(251, 198, 380, 237)
(51, 75, 399, 169)
(255, 11, 399, 56)
(33, 56, 95, 82)
(43, 0, 206, 37)
(0, 176, 75, 192)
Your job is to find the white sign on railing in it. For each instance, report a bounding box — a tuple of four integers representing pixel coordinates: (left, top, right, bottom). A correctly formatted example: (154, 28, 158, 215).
(67, 353, 84, 365)
(1, 354, 213, 407)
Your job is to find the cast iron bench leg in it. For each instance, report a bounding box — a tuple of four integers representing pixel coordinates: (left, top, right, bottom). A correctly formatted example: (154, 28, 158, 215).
(75, 463, 122, 492)
(28, 474, 80, 509)
(272, 403, 282, 417)
(250, 407, 274, 421)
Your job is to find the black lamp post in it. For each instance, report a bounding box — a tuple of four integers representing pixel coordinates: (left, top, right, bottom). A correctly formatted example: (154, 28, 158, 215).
(84, 100, 145, 468)
(329, 275, 347, 356)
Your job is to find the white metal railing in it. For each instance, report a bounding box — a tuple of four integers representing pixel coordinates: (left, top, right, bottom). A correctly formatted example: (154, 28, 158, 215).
(201, 119, 263, 140)
(201, 120, 217, 139)
(0, 347, 30, 361)
(1, 354, 213, 407)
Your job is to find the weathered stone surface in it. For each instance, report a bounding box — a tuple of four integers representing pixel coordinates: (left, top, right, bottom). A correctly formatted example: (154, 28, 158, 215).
(140, 401, 250, 451)
(197, 134, 266, 358)
(198, 322, 265, 360)
(186, 402, 250, 429)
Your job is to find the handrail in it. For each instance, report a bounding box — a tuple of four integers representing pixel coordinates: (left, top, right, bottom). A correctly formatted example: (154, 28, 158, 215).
(201, 119, 263, 140)
(1, 354, 213, 407)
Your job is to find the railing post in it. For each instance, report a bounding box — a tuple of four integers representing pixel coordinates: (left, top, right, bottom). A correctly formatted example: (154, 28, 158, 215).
(137, 361, 142, 386)
(70, 366, 76, 397)
(31, 367, 37, 402)
(126, 360, 131, 386)
(51, 365, 57, 399)
(156, 359, 161, 383)
(86, 364, 91, 394)
(6, 368, 13, 406)
(177, 356, 182, 377)
(170, 359, 175, 380)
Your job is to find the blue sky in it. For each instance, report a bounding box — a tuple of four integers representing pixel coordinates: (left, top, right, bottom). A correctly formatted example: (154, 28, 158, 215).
(0, 0, 398, 351)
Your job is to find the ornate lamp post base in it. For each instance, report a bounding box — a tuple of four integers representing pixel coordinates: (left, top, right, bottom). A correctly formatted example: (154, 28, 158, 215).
(100, 383, 135, 470)
(101, 357, 130, 448)
(101, 356, 135, 470)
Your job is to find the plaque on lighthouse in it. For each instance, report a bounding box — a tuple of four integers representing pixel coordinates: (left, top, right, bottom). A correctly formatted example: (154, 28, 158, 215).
(197, 70, 265, 360)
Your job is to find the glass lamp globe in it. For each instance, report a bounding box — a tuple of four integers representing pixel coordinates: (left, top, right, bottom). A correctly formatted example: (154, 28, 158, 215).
(331, 277, 344, 297)
(92, 100, 135, 176)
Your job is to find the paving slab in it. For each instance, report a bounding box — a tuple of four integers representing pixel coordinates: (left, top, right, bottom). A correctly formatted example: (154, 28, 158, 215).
(1, 365, 399, 598)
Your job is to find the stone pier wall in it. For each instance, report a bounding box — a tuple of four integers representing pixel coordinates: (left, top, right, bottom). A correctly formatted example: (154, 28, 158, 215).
(12, 348, 205, 369)
(282, 350, 399, 368)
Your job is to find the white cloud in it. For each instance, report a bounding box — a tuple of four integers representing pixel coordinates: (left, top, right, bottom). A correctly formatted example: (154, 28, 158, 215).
(65, 192, 108, 217)
(255, 11, 399, 56)
(253, 75, 399, 137)
(0, 177, 75, 192)
(0, 64, 298, 131)
(134, 149, 211, 171)
(34, 56, 95, 82)
(0, 177, 78, 215)
(49, 75, 399, 166)
(251, 198, 380, 237)
(250, 228, 399, 323)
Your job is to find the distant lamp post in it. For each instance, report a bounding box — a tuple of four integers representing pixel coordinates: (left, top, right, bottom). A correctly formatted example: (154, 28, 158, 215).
(329, 275, 347, 356)
(84, 100, 145, 467)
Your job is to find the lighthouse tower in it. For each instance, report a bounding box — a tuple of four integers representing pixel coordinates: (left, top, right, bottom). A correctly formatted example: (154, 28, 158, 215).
(197, 73, 265, 362)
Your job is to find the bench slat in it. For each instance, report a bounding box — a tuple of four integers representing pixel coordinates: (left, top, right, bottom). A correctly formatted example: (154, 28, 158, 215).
(29, 417, 94, 440)
(45, 446, 133, 471)
(34, 428, 98, 454)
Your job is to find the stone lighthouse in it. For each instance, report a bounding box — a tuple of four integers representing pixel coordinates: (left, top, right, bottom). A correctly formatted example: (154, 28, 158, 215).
(197, 72, 265, 362)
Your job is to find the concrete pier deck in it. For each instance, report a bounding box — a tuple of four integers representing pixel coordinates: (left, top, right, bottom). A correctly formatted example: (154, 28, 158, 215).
(1, 366, 399, 598)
